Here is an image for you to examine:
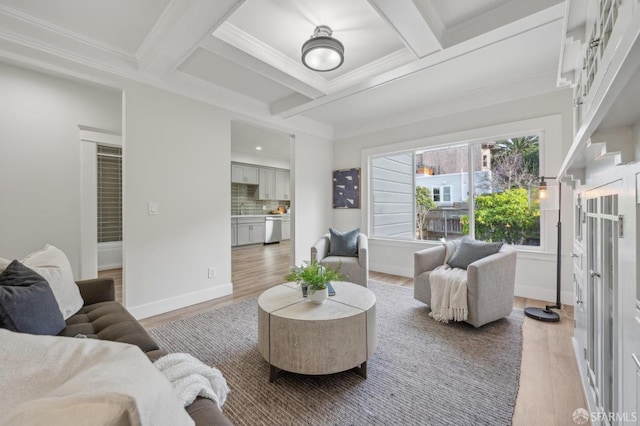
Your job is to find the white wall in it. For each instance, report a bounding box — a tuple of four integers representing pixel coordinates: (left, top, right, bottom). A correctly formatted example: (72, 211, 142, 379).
(0, 62, 121, 275)
(291, 133, 334, 266)
(122, 82, 232, 318)
(0, 61, 337, 319)
(334, 90, 576, 304)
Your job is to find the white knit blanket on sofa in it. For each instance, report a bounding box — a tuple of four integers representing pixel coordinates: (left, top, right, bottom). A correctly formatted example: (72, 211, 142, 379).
(154, 353, 230, 409)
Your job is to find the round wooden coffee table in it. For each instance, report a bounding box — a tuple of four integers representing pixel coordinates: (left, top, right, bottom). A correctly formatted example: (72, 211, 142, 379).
(257, 281, 376, 382)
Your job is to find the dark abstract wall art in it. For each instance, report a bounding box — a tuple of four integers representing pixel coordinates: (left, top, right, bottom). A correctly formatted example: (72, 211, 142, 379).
(333, 168, 360, 209)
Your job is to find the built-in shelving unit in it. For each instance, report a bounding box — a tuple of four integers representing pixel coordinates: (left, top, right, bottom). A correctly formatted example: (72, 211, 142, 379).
(557, 0, 640, 421)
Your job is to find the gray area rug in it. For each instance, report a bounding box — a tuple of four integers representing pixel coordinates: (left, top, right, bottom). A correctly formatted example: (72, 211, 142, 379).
(149, 281, 523, 425)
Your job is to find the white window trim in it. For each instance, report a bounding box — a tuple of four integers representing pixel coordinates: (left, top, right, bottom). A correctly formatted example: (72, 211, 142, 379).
(361, 114, 562, 253)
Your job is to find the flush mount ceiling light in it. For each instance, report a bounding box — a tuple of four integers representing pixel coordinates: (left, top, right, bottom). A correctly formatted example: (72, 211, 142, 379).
(301, 25, 344, 72)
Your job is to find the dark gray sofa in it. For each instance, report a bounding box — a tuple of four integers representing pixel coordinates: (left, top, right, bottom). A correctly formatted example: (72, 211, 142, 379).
(60, 277, 232, 426)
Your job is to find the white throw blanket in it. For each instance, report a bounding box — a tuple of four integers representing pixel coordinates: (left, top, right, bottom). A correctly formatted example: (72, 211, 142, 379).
(154, 353, 230, 409)
(429, 241, 469, 323)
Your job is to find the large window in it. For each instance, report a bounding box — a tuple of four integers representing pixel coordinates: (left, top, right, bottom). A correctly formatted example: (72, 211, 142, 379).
(371, 135, 541, 246)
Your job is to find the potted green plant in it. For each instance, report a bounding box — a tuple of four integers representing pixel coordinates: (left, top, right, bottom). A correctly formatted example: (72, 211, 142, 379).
(284, 260, 345, 304)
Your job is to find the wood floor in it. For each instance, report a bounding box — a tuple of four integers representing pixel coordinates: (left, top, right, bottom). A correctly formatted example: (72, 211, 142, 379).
(101, 240, 588, 426)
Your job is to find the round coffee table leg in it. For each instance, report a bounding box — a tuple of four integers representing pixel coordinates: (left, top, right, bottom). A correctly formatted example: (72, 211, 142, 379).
(269, 364, 283, 382)
(352, 361, 367, 379)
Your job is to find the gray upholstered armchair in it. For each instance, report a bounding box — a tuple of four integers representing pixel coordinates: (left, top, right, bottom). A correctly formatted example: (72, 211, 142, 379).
(413, 242, 517, 327)
(311, 233, 369, 287)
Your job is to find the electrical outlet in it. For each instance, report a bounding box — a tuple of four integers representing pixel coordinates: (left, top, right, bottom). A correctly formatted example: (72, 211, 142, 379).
(208, 267, 216, 279)
(262, 205, 267, 210)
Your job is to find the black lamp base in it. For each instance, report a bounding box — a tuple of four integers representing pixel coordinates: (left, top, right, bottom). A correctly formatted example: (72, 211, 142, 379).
(524, 307, 560, 322)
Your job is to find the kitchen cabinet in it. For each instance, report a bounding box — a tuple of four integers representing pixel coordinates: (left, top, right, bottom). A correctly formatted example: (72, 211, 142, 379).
(258, 168, 276, 200)
(236, 217, 264, 245)
(231, 218, 237, 247)
(281, 215, 291, 240)
(231, 164, 259, 184)
(275, 169, 290, 200)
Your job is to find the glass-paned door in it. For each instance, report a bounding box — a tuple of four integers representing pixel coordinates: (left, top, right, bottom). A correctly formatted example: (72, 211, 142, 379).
(585, 181, 621, 423)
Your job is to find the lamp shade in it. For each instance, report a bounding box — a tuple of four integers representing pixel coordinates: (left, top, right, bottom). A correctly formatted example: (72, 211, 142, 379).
(302, 25, 344, 72)
(539, 178, 548, 199)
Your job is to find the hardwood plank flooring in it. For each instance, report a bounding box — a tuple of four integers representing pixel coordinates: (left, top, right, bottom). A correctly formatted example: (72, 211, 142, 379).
(100, 241, 588, 425)
(96, 267, 122, 302)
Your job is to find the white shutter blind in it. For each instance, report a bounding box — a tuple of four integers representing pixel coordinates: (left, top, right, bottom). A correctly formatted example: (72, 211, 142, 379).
(371, 153, 414, 239)
(97, 145, 122, 243)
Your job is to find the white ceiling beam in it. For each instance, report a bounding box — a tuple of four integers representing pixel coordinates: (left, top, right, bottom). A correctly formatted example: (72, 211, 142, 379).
(443, 0, 564, 48)
(270, 94, 314, 117)
(412, 0, 446, 42)
(136, 0, 245, 78)
(214, 22, 329, 94)
(367, 0, 442, 58)
(327, 49, 415, 93)
(275, 3, 565, 119)
(136, 0, 196, 70)
(0, 4, 137, 72)
(199, 36, 324, 99)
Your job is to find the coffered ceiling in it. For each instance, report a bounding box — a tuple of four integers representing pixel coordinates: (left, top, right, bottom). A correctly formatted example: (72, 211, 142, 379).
(0, 0, 567, 137)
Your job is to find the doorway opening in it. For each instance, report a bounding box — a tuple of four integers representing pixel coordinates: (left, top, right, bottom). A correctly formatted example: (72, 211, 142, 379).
(230, 121, 293, 292)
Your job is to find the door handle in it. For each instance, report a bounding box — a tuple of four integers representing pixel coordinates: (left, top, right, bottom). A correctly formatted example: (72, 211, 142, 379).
(589, 270, 601, 278)
(571, 253, 579, 258)
(633, 353, 640, 371)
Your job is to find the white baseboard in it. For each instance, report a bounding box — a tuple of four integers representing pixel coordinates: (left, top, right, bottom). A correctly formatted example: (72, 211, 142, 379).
(127, 283, 233, 320)
(515, 284, 573, 305)
(370, 264, 412, 278)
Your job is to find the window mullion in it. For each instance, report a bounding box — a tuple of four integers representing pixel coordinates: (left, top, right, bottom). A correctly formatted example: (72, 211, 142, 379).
(468, 144, 475, 238)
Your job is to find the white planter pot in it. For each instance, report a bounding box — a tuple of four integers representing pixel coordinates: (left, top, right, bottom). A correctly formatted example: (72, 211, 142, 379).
(308, 287, 328, 304)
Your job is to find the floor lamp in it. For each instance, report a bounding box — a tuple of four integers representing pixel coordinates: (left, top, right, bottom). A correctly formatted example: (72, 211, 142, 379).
(524, 177, 561, 322)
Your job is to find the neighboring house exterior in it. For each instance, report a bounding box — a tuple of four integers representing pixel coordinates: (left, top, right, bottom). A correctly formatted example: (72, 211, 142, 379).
(415, 170, 492, 206)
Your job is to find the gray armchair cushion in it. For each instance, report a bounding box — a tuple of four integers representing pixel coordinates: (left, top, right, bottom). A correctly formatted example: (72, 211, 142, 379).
(447, 236, 503, 269)
(328, 228, 360, 257)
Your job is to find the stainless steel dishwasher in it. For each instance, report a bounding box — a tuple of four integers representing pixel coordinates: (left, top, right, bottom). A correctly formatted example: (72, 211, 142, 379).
(264, 216, 282, 244)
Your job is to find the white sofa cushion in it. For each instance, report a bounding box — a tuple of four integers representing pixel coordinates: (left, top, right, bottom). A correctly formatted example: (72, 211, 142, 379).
(21, 244, 84, 319)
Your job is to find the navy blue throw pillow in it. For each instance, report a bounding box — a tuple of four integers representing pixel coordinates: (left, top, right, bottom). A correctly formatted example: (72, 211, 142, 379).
(0, 260, 66, 335)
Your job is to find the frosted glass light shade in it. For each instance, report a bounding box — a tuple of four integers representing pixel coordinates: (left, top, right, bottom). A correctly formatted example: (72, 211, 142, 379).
(301, 26, 344, 72)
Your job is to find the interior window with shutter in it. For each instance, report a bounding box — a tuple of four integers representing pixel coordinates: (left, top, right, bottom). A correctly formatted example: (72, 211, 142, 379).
(97, 145, 122, 243)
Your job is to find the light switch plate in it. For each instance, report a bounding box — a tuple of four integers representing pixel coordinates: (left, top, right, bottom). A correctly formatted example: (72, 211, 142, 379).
(148, 202, 158, 215)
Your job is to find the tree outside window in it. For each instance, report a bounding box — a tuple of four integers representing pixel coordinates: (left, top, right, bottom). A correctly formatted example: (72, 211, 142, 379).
(463, 135, 540, 245)
(416, 186, 436, 240)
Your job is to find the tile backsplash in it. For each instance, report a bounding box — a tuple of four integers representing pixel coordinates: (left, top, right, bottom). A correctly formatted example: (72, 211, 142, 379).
(231, 183, 290, 215)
